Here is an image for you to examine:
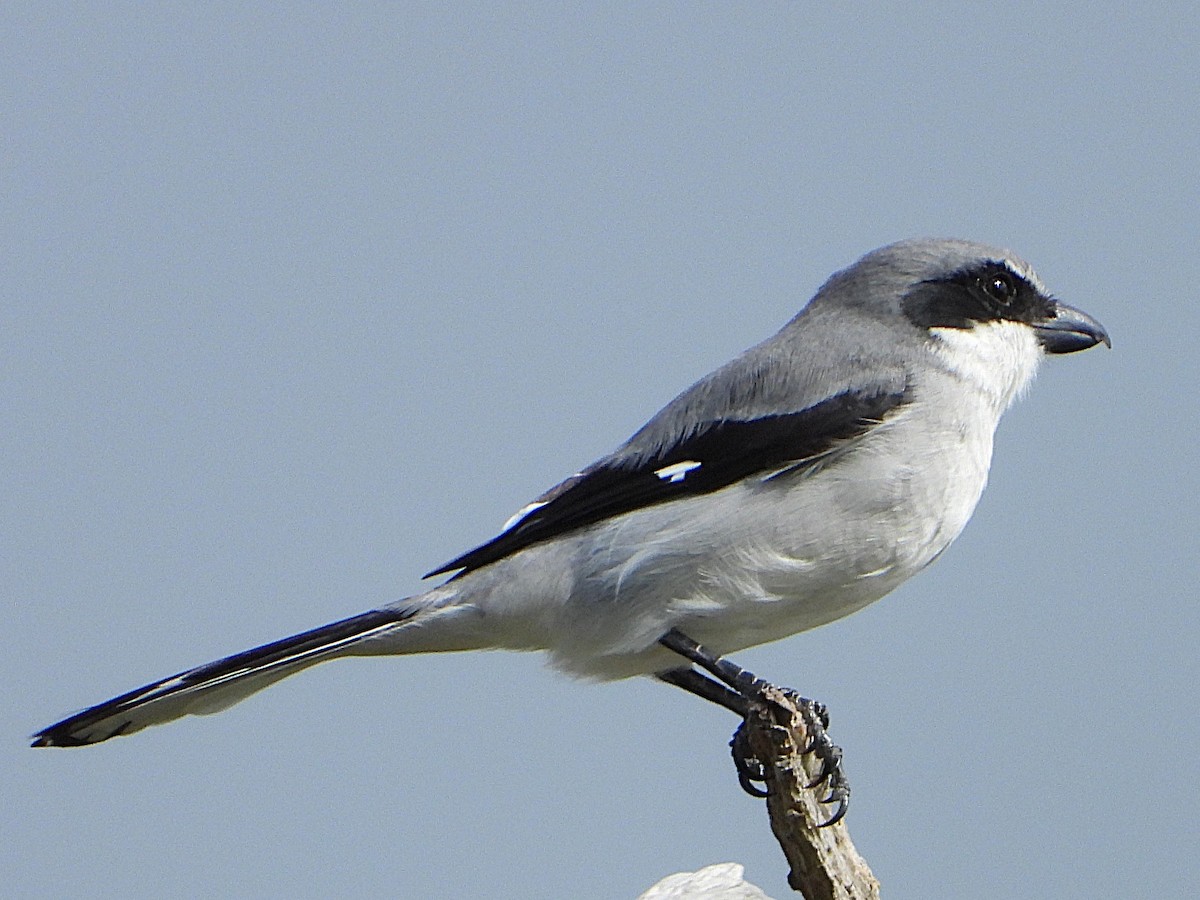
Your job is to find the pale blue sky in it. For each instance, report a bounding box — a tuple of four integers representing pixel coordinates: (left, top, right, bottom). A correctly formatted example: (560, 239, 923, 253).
(5, 4, 1198, 898)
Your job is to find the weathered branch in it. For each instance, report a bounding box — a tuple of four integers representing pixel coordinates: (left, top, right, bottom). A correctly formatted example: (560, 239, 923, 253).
(741, 685, 880, 899)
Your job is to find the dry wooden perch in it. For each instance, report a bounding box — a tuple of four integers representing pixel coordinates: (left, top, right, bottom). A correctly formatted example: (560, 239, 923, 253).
(740, 686, 880, 899)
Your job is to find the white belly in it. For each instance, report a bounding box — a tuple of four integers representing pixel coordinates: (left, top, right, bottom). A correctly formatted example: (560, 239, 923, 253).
(460, 373, 1002, 680)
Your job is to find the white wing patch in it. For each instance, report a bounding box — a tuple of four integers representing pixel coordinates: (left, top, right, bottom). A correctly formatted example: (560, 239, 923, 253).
(502, 501, 549, 532)
(654, 460, 702, 484)
(499, 460, 700, 537)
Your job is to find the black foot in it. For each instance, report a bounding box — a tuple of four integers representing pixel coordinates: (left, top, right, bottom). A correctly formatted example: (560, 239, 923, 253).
(730, 720, 770, 797)
(730, 692, 849, 825)
(657, 629, 850, 826)
(795, 697, 850, 827)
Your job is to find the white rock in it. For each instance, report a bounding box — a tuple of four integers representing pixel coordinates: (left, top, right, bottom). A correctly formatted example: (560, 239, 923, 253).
(636, 862, 775, 900)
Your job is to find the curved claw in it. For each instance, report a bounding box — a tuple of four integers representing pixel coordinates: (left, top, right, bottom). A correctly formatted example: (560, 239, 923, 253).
(818, 790, 850, 828)
(738, 771, 771, 798)
(804, 746, 844, 790)
(730, 723, 771, 797)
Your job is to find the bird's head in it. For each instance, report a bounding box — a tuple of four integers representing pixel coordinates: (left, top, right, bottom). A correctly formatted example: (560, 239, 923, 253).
(814, 238, 1111, 411)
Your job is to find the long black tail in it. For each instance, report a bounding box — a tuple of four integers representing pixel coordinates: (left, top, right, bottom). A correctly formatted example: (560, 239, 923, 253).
(33, 608, 414, 747)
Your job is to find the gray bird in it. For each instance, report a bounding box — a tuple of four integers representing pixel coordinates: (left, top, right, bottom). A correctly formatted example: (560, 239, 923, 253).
(33, 238, 1109, 819)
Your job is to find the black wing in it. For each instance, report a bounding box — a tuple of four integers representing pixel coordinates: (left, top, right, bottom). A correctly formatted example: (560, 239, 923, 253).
(426, 385, 909, 579)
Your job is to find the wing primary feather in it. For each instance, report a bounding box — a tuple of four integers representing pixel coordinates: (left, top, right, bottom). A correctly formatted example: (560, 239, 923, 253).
(426, 384, 909, 579)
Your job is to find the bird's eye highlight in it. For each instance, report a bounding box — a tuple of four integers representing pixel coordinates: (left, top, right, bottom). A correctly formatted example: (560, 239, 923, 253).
(981, 271, 1017, 304)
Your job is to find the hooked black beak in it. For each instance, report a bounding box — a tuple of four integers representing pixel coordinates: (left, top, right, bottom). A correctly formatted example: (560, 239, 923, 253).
(1034, 301, 1111, 354)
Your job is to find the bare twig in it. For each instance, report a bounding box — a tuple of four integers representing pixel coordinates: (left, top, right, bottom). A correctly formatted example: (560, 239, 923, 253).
(741, 686, 880, 899)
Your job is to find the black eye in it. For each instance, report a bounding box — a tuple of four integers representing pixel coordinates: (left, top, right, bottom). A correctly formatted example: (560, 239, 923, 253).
(981, 270, 1017, 304)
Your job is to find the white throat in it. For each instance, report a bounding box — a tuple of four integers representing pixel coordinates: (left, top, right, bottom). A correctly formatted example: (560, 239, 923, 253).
(928, 321, 1043, 415)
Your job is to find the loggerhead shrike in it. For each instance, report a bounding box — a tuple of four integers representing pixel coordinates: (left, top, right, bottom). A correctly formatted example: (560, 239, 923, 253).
(34, 239, 1108, 820)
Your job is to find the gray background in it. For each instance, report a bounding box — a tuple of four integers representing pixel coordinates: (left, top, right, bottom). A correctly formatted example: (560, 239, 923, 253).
(5, 4, 1197, 898)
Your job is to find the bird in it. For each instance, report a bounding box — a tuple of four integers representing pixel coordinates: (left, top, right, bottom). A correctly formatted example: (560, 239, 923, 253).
(33, 238, 1109, 819)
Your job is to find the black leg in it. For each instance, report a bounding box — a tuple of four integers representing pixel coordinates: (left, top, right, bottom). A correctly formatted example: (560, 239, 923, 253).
(657, 627, 850, 825)
(658, 628, 767, 697)
(656, 667, 748, 716)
